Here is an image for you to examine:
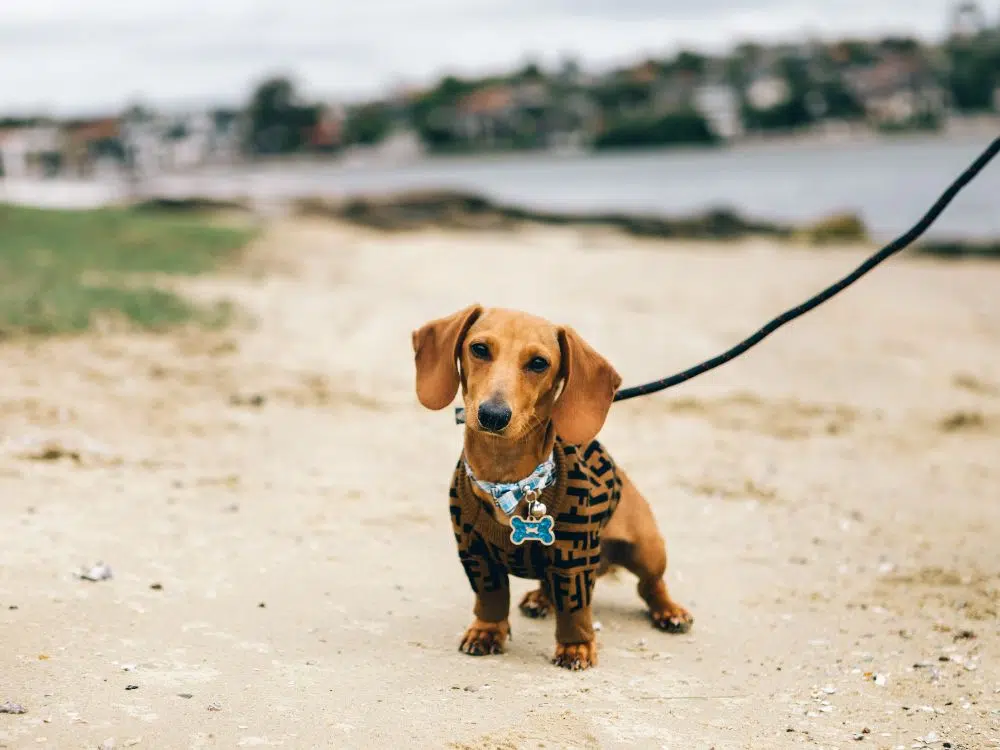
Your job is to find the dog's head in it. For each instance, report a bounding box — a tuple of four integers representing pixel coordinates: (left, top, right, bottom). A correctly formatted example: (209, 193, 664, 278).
(411, 305, 621, 445)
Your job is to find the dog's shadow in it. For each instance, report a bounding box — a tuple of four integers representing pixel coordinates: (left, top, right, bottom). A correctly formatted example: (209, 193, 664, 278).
(591, 599, 656, 629)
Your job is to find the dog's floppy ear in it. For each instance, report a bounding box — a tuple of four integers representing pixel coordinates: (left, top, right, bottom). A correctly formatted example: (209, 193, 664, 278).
(551, 326, 621, 445)
(412, 304, 484, 410)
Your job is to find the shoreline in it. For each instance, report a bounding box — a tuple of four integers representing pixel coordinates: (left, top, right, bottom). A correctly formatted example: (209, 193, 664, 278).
(1, 129, 997, 252)
(141, 190, 1000, 259)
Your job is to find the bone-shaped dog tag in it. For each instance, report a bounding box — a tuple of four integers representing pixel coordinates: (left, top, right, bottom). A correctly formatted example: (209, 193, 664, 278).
(510, 514, 556, 546)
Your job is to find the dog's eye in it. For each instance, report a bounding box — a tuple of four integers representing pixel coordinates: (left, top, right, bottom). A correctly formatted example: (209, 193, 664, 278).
(526, 356, 550, 373)
(469, 342, 491, 360)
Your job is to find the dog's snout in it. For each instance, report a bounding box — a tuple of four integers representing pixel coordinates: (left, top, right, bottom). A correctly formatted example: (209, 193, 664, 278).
(477, 400, 513, 433)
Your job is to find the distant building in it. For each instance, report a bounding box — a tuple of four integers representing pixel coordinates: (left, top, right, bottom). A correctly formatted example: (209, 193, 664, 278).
(545, 92, 601, 150)
(303, 104, 345, 153)
(341, 128, 425, 165)
(64, 118, 123, 178)
(449, 81, 601, 151)
(693, 83, 744, 139)
(627, 61, 660, 85)
(120, 115, 165, 177)
(455, 85, 517, 145)
(747, 74, 791, 110)
(651, 70, 698, 114)
(844, 54, 948, 127)
(119, 109, 246, 176)
(0, 125, 64, 179)
(376, 129, 425, 161)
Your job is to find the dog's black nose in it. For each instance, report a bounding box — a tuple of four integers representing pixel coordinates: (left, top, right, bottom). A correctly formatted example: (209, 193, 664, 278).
(477, 400, 512, 433)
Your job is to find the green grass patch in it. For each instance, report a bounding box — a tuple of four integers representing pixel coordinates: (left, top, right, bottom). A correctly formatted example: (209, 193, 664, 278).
(0, 203, 256, 337)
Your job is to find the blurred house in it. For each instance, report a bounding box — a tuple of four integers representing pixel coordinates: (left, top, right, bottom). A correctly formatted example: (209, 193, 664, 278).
(303, 104, 345, 153)
(375, 129, 424, 160)
(747, 73, 792, 110)
(454, 85, 517, 145)
(163, 115, 212, 169)
(64, 118, 124, 178)
(449, 82, 592, 151)
(120, 115, 164, 177)
(546, 92, 601, 150)
(207, 109, 245, 163)
(843, 54, 949, 127)
(120, 109, 246, 175)
(651, 59, 743, 140)
(162, 110, 245, 168)
(341, 128, 425, 165)
(650, 69, 698, 113)
(0, 124, 64, 179)
(693, 83, 744, 139)
(628, 61, 660, 85)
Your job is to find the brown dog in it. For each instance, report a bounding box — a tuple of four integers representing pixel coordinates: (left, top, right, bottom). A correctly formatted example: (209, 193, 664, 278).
(412, 304, 692, 670)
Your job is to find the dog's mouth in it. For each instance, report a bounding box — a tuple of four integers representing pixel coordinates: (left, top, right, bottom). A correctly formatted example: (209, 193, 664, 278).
(473, 419, 512, 437)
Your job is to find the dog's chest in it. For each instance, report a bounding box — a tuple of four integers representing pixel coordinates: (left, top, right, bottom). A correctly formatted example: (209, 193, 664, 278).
(449, 439, 622, 581)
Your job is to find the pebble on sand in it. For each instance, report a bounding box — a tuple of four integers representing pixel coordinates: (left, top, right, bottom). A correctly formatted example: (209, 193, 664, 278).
(0, 701, 27, 714)
(76, 563, 113, 582)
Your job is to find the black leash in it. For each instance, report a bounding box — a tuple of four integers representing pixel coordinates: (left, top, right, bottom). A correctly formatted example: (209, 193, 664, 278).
(612, 135, 1000, 402)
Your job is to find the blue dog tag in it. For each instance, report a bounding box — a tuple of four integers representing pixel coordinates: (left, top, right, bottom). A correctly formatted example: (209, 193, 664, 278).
(510, 514, 556, 546)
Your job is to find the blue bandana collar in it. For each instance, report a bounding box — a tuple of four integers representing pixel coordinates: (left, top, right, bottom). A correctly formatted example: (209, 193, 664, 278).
(464, 453, 556, 516)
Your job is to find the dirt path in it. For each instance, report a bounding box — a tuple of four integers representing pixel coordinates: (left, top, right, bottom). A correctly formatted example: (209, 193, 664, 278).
(2, 220, 999, 749)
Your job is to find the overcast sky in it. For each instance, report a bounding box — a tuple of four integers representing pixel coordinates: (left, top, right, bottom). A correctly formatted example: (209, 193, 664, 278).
(0, 0, 974, 116)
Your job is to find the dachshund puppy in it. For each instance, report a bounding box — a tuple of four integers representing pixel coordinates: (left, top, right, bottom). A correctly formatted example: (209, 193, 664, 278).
(412, 305, 692, 670)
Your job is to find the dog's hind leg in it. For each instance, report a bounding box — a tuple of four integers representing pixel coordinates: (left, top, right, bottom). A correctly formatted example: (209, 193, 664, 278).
(518, 581, 553, 619)
(603, 470, 694, 634)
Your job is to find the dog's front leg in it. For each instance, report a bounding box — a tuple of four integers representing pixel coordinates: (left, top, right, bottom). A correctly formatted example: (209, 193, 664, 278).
(548, 571, 598, 670)
(459, 567, 511, 656)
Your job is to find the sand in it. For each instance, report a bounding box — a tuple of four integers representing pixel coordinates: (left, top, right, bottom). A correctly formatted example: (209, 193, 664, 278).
(1, 219, 999, 749)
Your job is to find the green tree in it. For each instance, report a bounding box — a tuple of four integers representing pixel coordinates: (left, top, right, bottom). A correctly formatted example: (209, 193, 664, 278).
(880, 36, 921, 54)
(515, 62, 544, 82)
(592, 78, 652, 111)
(122, 101, 156, 123)
(946, 38, 1000, 111)
(245, 76, 319, 155)
(408, 76, 478, 150)
(817, 81, 865, 120)
(672, 50, 707, 75)
(344, 104, 393, 146)
(742, 99, 812, 131)
(594, 110, 718, 150)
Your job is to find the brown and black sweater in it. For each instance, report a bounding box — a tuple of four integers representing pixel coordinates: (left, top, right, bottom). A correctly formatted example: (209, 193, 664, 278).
(448, 437, 623, 644)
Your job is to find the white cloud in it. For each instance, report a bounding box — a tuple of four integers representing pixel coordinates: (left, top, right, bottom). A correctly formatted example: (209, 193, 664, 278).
(0, 0, 967, 115)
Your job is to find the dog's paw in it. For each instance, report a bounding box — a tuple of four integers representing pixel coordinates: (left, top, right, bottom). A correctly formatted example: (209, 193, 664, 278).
(650, 603, 694, 634)
(552, 641, 597, 670)
(518, 588, 552, 619)
(459, 619, 509, 656)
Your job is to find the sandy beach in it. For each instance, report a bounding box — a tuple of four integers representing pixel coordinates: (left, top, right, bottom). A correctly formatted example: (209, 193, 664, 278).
(2, 218, 999, 749)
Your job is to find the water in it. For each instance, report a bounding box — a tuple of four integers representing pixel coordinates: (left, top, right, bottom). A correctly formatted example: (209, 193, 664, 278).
(11, 133, 998, 241)
(185, 133, 999, 241)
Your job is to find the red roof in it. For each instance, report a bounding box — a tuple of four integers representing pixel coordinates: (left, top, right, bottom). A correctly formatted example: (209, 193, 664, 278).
(629, 61, 659, 84)
(458, 86, 515, 116)
(67, 118, 120, 142)
(305, 119, 342, 147)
